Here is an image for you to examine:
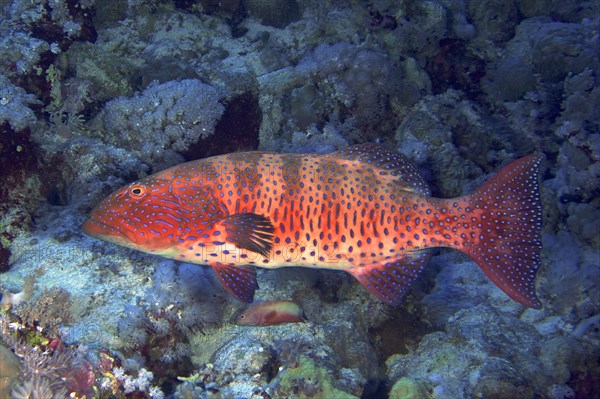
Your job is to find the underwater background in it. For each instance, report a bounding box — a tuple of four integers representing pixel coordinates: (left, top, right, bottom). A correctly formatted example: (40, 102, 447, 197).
(0, 0, 599, 398)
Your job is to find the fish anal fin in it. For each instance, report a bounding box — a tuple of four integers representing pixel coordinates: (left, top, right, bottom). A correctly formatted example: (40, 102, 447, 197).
(216, 213, 274, 257)
(212, 265, 258, 303)
(349, 252, 430, 304)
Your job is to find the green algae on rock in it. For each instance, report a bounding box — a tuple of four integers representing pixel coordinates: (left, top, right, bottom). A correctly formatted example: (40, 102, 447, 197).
(273, 356, 359, 399)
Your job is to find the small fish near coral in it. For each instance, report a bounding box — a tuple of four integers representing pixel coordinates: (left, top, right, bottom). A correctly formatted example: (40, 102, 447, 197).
(83, 144, 543, 308)
(234, 300, 305, 326)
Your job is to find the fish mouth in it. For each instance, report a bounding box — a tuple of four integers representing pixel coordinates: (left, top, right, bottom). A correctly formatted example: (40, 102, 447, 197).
(82, 216, 140, 247)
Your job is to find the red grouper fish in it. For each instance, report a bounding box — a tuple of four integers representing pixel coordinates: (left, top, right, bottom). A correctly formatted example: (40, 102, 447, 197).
(83, 144, 543, 308)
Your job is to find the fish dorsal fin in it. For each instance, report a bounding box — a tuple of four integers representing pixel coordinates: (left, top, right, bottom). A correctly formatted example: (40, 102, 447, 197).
(212, 265, 258, 303)
(347, 251, 431, 304)
(331, 143, 430, 196)
(216, 213, 275, 257)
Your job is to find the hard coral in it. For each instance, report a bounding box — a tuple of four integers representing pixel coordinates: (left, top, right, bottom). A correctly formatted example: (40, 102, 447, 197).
(426, 38, 486, 99)
(244, 0, 300, 28)
(13, 0, 97, 42)
(0, 74, 40, 131)
(0, 121, 45, 272)
(13, 287, 73, 337)
(116, 262, 224, 384)
(1, 0, 97, 108)
(285, 43, 406, 142)
(98, 79, 226, 170)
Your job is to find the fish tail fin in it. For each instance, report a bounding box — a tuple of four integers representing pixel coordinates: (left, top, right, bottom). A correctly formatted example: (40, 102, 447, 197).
(452, 155, 544, 308)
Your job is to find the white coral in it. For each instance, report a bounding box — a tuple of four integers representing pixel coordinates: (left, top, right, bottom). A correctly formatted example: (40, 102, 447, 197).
(100, 79, 225, 169)
(148, 385, 165, 399)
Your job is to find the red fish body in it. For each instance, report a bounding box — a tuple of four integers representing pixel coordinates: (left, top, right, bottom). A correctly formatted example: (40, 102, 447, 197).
(83, 144, 543, 307)
(235, 300, 305, 326)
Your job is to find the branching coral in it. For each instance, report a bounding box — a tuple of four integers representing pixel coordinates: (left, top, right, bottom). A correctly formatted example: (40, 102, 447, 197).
(13, 287, 73, 337)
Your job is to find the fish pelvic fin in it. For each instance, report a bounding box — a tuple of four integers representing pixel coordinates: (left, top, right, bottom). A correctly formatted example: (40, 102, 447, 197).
(453, 154, 544, 308)
(212, 265, 258, 303)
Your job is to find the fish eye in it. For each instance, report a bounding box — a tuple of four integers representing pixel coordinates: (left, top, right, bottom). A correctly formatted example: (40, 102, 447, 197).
(130, 184, 146, 197)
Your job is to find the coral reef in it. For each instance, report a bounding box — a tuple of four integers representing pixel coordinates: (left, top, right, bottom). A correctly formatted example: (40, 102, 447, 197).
(388, 377, 430, 399)
(387, 305, 596, 399)
(272, 355, 358, 398)
(0, 74, 39, 132)
(0, 307, 96, 398)
(243, 0, 300, 28)
(95, 79, 225, 169)
(13, 287, 73, 337)
(0, 0, 598, 397)
(115, 261, 225, 385)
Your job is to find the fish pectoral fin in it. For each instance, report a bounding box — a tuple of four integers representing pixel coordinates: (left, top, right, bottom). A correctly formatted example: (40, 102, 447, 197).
(216, 213, 274, 258)
(212, 265, 258, 303)
(348, 252, 430, 304)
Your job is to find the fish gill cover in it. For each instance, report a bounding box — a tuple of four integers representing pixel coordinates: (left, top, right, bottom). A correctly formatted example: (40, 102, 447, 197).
(0, 0, 599, 398)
